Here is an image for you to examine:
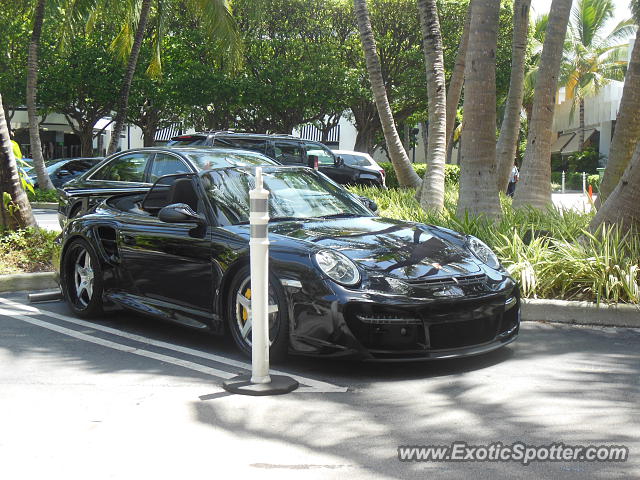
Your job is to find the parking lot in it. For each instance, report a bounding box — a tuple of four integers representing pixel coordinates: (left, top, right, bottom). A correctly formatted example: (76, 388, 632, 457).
(1, 291, 638, 479)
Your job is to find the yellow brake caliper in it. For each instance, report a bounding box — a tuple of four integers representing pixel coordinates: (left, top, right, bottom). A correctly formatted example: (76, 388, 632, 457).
(241, 288, 251, 322)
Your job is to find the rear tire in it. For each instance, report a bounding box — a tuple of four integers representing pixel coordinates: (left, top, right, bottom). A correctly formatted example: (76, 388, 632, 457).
(226, 265, 288, 362)
(61, 239, 104, 318)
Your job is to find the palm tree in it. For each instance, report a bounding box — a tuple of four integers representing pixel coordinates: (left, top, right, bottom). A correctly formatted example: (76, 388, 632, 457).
(513, 0, 573, 210)
(521, 13, 549, 125)
(0, 93, 37, 229)
(496, 0, 531, 193)
(26, 0, 55, 191)
(416, 0, 446, 212)
(589, 140, 640, 233)
(456, 0, 502, 219)
(445, 5, 471, 163)
(353, 0, 421, 188)
(560, 0, 634, 152)
(598, 2, 640, 205)
(68, 0, 241, 155)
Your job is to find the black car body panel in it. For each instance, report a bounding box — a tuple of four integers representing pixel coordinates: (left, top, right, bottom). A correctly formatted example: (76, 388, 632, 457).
(57, 166, 519, 361)
(168, 132, 385, 186)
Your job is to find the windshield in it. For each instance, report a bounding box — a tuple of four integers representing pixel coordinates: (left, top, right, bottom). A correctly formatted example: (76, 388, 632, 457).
(187, 151, 279, 170)
(340, 153, 375, 167)
(205, 168, 372, 225)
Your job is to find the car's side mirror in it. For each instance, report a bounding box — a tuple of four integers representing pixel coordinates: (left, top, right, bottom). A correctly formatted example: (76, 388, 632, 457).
(158, 203, 206, 226)
(359, 196, 378, 213)
(335, 156, 344, 168)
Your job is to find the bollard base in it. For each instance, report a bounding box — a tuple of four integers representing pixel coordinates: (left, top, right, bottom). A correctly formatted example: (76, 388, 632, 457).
(28, 290, 63, 303)
(222, 374, 299, 396)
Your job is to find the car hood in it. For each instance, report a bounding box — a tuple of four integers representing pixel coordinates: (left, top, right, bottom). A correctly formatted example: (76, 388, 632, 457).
(266, 216, 483, 281)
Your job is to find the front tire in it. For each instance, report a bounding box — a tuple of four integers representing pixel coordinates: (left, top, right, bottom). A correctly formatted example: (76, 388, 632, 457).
(61, 239, 104, 318)
(227, 265, 288, 362)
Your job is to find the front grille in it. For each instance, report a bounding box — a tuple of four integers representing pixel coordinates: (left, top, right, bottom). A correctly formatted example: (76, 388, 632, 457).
(405, 273, 487, 287)
(429, 316, 499, 350)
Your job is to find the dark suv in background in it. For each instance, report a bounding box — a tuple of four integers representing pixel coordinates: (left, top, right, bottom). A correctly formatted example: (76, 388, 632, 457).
(168, 132, 385, 187)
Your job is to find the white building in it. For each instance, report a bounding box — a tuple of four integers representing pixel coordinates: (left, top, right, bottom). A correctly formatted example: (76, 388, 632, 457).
(550, 37, 635, 164)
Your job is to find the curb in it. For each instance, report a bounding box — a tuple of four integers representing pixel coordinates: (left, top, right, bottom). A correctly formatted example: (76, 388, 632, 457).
(521, 298, 639, 328)
(31, 202, 57, 210)
(0, 272, 58, 293)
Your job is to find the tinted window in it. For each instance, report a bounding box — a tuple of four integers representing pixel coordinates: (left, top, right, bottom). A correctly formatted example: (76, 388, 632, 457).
(91, 153, 150, 182)
(213, 137, 267, 154)
(305, 143, 334, 166)
(273, 141, 303, 165)
(186, 151, 278, 170)
(340, 153, 375, 167)
(168, 135, 208, 146)
(63, 160, 98, 173)
(149, 153, 190, 182)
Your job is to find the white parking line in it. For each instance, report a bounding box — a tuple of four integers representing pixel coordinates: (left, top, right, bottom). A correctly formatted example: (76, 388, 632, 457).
(0, 297, 347, 393)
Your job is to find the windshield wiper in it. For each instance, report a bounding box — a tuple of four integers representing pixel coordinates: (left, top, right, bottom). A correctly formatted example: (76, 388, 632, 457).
(269, 216, 308, 222)
(318, 212, 362, 219)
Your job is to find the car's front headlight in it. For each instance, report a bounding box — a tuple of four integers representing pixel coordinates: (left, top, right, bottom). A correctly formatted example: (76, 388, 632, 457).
(466, 235, 500, 270)
(314, 249, 360, 286)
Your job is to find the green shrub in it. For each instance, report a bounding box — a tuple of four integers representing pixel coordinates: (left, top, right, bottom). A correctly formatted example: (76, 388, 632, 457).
(567, 148, 600, 174)
(379, 162, 460, 188)
(27, 188, 59, 203)
(0, 228, 59, 274)
(348, 184, 639, 304)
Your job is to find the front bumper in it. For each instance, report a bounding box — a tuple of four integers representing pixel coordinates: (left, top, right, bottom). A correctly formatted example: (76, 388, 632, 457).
(286, 276, 520, 361)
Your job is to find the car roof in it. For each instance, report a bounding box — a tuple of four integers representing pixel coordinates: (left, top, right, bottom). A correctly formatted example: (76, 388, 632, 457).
(119, 146, 274, 155)
(171, 132, 310, 141)
(331, 150, 373, 157)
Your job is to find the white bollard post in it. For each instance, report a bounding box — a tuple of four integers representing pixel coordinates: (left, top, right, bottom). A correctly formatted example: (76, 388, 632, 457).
(222, 167, 298, 396)
(249, 167, 270, 384)
(561, 171, 565, 194)
(582, 171, 586, 194)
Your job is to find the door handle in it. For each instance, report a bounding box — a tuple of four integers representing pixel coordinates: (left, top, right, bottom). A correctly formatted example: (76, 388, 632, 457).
(121, 234, 136, 246)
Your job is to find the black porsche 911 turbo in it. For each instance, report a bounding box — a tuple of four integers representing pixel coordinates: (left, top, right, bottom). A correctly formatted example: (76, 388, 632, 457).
(56, 166, 520, 361)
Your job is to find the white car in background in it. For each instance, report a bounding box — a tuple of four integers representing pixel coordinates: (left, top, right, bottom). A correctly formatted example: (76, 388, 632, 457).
(331, 149, 386, 188)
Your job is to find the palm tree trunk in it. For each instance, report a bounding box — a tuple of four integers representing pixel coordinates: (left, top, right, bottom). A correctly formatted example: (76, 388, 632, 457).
(496, 0, 531, 193)
(0, 93, 37, 229)
(416, 0, 446, 212)
(353, 0, 421, 188)
(26, 0, 54, 191)
(445, 6, 471, 163)
(107, 0, 153, 156)
(598, 37, 640, 206)
(456, 0, 502, 219)
(589, 140, 640, 234)
(513, 0, 572, 209)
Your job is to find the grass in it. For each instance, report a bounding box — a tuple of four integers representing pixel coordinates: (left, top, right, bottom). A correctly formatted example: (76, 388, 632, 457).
(0, 228, 59, 275)
(349, 185, 640, 304)
(27, 188, 59, 203)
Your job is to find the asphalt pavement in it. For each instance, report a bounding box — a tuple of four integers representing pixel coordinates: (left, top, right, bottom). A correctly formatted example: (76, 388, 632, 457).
(0, 291, 638, 479)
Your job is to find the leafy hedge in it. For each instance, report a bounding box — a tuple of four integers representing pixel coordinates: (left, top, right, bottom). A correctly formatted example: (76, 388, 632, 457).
(0, 228, 59, 274)
(27, 188, 59, 203)
(378, 162, 460, 188)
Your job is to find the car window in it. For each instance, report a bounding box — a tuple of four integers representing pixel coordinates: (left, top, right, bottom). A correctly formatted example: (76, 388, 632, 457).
(91, 152, 151, 182)
(149, 153, 190, 183)
(186, 151, 278, 170)
(305, 143, 334, 166)
(340, 153, 374, 167)
(205, 168, 371, 225)
(64, 160, 97, 173)
(213, 137, 267, 154)
(273, 141, 303, 165)
(168, 135, 208, 146)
